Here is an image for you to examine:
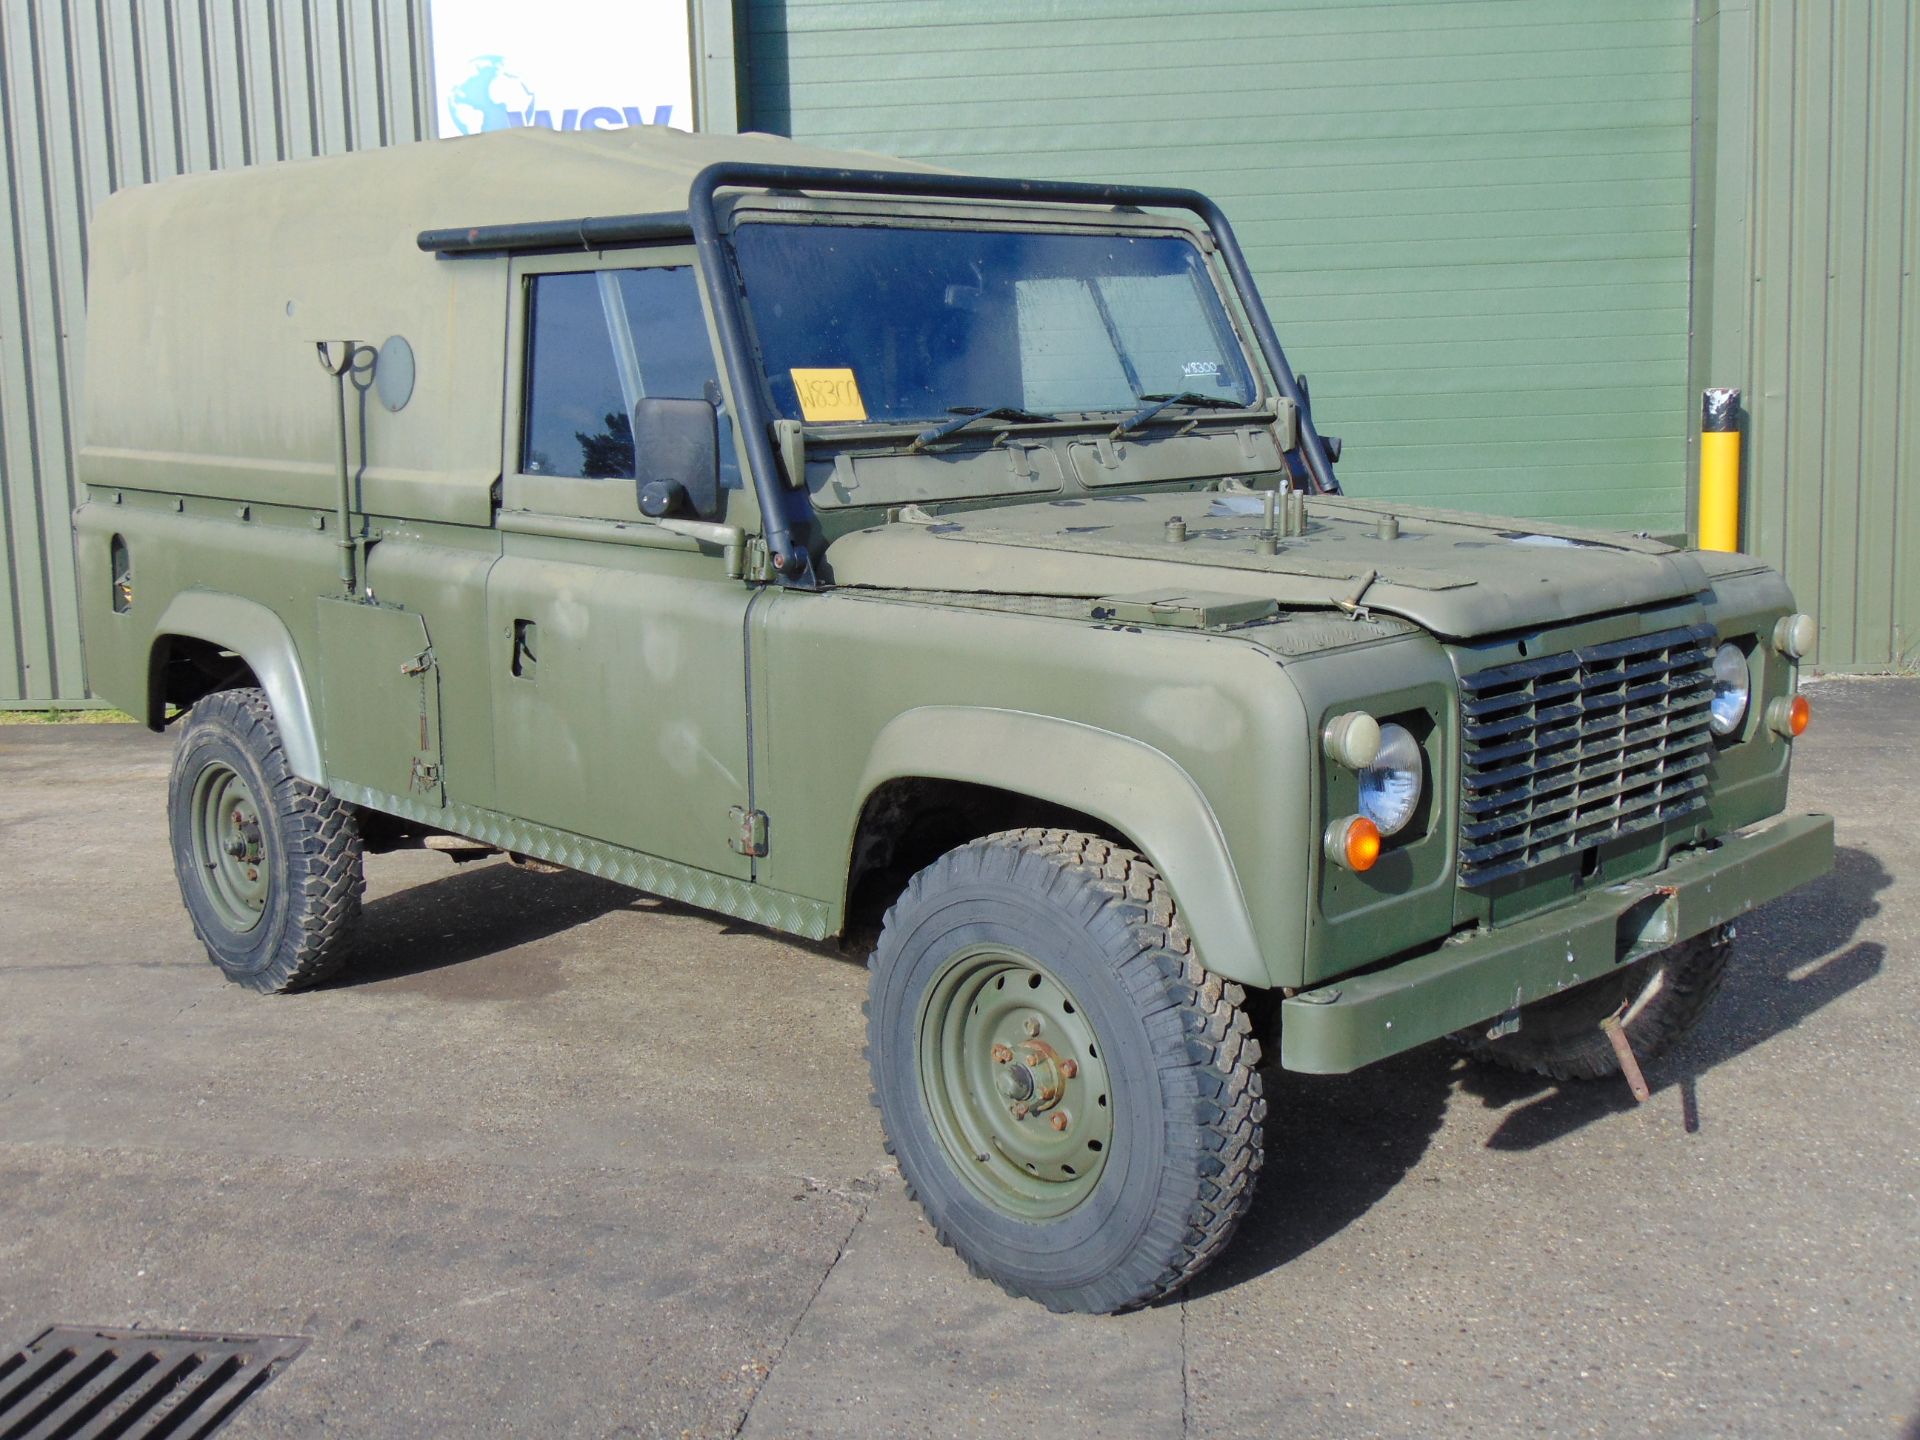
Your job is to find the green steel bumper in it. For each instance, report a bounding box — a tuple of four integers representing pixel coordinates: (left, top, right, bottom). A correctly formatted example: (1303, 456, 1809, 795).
(1279, 812, 1836, 1074)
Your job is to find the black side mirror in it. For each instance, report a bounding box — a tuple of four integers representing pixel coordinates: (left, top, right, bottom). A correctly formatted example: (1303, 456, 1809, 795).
(631, 396, 720, 519)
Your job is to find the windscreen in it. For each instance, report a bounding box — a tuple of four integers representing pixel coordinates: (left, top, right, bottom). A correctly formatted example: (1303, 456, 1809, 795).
(728, 221, 1259, 426)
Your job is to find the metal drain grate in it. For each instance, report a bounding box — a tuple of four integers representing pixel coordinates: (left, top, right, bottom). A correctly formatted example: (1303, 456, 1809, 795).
(0, 1327, 306, 1439)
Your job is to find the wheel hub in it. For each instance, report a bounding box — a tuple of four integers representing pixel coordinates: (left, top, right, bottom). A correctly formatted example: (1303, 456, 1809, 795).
(189, 762, 270, 935)
(917, 948, 1115, 1219)
(994, 1065, 1034, 1102)
(1002, 1036, 1074, 1111)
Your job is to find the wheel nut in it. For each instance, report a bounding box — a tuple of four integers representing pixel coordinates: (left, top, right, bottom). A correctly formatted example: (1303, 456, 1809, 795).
(1022, 1017, 1041, 1037)
(246, 867, 258, 881)
(1060, 1059, 1078, 1079)
(1011, 1102, 1029, 1120)
(991, 1043, 1013, 1064)
(1050, 1112, 1069, 1132)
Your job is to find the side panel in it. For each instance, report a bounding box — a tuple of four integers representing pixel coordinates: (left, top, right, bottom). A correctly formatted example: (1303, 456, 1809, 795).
(484, 535, 754, 877)
(76, 497, 500, 799)
(313, 599, 444, 805)
(750, 591, 1314, 990)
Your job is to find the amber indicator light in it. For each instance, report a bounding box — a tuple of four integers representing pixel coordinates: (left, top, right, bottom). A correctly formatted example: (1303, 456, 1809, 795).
(1344, 817, 1381, 872)
(1789, 694, 1811, 736)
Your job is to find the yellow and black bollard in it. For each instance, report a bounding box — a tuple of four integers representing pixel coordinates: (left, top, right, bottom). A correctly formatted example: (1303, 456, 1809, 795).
(1699, 387, 1741, 552)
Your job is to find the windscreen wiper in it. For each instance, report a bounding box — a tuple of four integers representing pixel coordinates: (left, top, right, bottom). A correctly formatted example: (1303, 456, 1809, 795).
(1109, 391, 1246, 439)
(911, 405, 1058, 451)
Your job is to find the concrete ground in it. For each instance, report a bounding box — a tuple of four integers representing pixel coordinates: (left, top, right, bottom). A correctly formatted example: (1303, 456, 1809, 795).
(0, 679, 1913, 1438)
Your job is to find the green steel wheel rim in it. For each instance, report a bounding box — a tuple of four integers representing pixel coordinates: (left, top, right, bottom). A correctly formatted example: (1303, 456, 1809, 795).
(916, 946, 1114, 1221)
(188, 760, 270, 935)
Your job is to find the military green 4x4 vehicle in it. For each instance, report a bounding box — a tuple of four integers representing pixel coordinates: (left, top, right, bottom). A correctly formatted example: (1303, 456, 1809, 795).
(78, 127, 1832, 1313)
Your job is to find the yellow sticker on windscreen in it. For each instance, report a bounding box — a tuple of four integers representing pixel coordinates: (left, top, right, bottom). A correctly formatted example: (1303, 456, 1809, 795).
(791, 367, 867, 423)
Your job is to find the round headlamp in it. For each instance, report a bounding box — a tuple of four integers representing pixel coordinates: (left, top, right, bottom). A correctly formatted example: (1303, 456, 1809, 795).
(1709, 642, 1751, 737)
(1357, 723, 1424, 837)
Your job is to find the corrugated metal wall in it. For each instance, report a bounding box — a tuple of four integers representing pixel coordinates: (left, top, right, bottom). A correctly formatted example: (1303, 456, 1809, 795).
(0, 0, 436, 705)
(1696, 0, 1917, 670)
(740, 0, 1699, 535)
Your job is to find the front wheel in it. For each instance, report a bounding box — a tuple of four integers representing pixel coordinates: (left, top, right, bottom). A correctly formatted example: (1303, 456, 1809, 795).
(866, 829, 1264, 1314)
(168, 688, 364, 993)
(1465, 926, 1735, 1081)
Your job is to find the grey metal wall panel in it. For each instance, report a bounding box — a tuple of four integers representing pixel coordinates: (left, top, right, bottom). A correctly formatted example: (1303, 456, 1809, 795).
(1698, 0, 1917, 670)
(0, 0, 435, 704)
(741, 0, 1698, 536)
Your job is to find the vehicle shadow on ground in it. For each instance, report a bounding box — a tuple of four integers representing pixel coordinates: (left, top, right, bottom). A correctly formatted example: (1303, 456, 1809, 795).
(1457, 844, 1888, 1151)
(1182, 1044, 1458, 1303)
(1183, 845, 1887, 1302)
(338, 859, 648, 986)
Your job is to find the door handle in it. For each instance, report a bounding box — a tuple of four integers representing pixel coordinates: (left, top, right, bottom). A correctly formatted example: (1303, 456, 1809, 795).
(511, 618, 538, 678)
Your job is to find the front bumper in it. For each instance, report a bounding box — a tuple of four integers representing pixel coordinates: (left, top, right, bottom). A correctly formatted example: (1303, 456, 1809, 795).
(1279, 812, 1835, 1073)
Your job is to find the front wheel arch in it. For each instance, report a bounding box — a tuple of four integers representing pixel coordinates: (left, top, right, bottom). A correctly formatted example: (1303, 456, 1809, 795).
(848, 706, 1279, 989)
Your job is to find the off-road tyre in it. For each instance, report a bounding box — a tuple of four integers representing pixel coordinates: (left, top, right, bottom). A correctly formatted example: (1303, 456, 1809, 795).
(865, 828, 1264, 1314)
(168, 687, 364, 993)
(1465, 926, 1735, 1082)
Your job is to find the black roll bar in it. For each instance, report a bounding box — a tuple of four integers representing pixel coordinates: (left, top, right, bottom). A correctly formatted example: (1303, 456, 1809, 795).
(686, 163, 1342, 585)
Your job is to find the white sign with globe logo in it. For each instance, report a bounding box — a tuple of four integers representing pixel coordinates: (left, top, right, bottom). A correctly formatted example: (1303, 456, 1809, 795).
(432, 0, 693, 137)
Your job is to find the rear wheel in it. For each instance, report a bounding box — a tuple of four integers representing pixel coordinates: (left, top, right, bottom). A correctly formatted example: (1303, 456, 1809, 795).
(866, 828, 1264, 1313)
(1465, 927, 1734, 1081)
(168, 688, 363, 993)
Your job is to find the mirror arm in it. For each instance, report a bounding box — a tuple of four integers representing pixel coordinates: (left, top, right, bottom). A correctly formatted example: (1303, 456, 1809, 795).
(656, 518, 746, 579)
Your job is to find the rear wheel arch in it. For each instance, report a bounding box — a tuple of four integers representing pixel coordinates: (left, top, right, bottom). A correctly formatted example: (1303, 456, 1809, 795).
(148, 593, 325, 784)
(847, 706, 1275, 989)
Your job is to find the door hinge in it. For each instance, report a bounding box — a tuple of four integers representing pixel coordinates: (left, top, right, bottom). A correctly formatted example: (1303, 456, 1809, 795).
(400, 648, 436, 676)
(729, 805, 769, 857)
(409, 757, 442, 792)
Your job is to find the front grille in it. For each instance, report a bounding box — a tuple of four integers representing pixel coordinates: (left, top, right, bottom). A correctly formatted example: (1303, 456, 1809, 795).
(1457, 623, 1716, 887)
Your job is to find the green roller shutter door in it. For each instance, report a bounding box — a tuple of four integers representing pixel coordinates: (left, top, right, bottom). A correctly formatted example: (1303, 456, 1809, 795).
(742, 0, 1695, 533)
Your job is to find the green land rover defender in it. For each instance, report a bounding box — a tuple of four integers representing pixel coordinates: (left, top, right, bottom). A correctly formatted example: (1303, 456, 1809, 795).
(76, 127, 1833, 1313)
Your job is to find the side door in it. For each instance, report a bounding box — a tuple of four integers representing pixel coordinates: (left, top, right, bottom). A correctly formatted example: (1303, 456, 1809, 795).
(485, 247, 754, 879)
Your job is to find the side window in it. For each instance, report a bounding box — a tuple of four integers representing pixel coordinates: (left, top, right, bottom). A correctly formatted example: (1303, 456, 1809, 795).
(521, 266, 738, 487)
